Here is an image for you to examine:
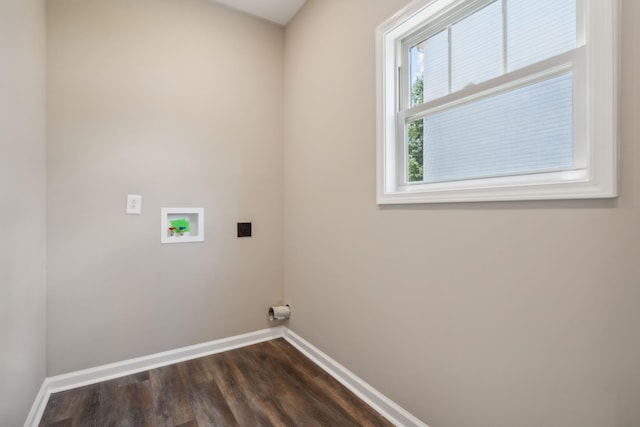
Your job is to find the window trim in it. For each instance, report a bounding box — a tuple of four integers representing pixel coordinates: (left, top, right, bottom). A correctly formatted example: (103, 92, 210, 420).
(376, 0, 618, 204)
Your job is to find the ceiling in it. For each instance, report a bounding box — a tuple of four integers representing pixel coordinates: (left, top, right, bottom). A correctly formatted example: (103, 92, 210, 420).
(211, 0, 307, 26)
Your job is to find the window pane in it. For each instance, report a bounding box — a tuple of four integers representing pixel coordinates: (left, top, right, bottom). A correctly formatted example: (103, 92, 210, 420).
(411, 30, 449, 106)
(451, 0, 503, 92)
(407, 118, 424, 182)
(422, 73, 573, 183)
(507, 0, 576, 71)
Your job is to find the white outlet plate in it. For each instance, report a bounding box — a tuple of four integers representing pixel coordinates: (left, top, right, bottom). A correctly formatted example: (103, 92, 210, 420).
(126, 195, 142, 214)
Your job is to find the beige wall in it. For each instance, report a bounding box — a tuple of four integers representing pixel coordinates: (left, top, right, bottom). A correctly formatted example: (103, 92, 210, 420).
(46, 0, 284, 375)
(34, 0, 640, 425)
(284, 1, 640, 426)
(0, 0, 47, 423)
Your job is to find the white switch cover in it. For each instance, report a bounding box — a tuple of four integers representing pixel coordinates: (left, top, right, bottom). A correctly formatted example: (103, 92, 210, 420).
(126, 195, 142, 214)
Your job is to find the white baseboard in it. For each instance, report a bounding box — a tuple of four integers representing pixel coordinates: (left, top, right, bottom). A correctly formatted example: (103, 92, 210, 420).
(24, 327, 284, 427)
(23, 380, 50, 427)
(46, 327, 284, 394)
(25, 326, 426, 427)
(283, 328, 428, 427)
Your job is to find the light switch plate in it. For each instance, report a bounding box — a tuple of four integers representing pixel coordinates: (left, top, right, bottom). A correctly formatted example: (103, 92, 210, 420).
(126, 195, 142, 214)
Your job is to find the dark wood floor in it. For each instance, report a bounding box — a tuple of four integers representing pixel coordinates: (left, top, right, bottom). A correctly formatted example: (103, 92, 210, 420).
(40, 338, 394, 427)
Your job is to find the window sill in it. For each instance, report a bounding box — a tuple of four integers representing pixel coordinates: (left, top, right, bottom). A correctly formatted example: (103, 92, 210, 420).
(377, 169, 618, 204)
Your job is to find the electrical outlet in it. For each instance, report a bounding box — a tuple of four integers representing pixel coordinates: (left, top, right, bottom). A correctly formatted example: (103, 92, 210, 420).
(126, 195, 142, 214)
(237, 222, 252, 237)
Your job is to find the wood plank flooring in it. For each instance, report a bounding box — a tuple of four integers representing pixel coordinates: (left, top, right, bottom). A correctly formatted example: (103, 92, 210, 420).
(39, 338, 395, 427)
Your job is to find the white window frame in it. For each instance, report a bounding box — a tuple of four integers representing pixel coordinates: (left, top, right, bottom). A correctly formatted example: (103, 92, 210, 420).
(376, 0, 618, 204)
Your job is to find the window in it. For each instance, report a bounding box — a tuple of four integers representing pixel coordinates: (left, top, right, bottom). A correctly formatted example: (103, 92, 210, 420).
(376, 0, 618, 204)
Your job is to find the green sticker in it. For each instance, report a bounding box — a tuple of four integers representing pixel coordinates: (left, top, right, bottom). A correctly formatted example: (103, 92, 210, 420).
(170, 218, 190, 232)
